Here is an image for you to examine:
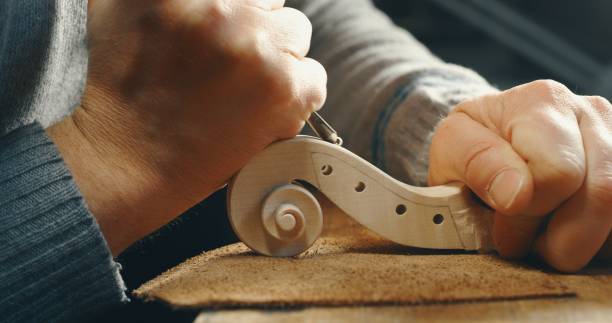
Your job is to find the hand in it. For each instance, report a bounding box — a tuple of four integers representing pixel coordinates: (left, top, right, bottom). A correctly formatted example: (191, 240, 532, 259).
(428, 80, 612, 272)
(48, 0, 326, 255)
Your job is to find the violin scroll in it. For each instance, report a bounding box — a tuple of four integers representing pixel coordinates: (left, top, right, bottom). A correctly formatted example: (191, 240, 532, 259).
(227, 136, 493, 257)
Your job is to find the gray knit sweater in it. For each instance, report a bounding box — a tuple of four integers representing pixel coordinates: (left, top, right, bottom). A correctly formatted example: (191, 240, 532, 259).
(0, 0, 493, 322)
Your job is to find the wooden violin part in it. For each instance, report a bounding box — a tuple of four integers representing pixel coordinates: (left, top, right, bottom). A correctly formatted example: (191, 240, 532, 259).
(227, 136, 495, 257)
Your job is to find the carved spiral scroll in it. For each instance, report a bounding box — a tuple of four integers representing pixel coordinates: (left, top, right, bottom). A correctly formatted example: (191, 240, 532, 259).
(227, 136, 493, 257)
(259, 184, 322, 254)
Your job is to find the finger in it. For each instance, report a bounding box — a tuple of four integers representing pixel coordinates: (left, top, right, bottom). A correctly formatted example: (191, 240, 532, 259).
(492, 212, 544, 258)
(245, 0, 286, 10)
(272, 56, 327, 139)
(455, 81, 586, 217)
(292, 57, 327, 115)
(429, 112, 534, 215)
(453, 81, 586, 259)
(267, 7, 313, 58)
(535, 102, 612, 272)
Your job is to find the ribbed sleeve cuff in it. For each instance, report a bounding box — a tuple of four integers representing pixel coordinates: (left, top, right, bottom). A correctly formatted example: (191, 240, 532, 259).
(0, 123, 128, 322)
(373, 67, 498, 186)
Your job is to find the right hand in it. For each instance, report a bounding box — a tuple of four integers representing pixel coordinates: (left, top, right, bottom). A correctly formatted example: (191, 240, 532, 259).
(48, 0, 326, 255)
(428, 80, 612, 272)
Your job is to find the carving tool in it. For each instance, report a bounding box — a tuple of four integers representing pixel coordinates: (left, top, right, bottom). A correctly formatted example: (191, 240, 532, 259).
(307, 112, 343, 146)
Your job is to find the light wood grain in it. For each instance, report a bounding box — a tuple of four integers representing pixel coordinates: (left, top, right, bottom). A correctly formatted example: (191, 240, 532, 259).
(227, 136, 493, 257)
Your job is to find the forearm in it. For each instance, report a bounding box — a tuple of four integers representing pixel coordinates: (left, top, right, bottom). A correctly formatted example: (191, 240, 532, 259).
(289, 0, 497, 185)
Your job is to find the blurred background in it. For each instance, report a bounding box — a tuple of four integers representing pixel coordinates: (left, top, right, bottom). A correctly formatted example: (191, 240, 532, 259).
(375, 0, 612, 98)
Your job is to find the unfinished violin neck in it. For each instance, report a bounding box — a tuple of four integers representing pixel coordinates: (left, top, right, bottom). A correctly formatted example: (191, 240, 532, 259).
(227, 136, 494, 257)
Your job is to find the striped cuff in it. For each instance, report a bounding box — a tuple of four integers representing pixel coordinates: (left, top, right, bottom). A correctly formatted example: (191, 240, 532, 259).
(372, 67, 497, 186)
(0, 123, 127, 322)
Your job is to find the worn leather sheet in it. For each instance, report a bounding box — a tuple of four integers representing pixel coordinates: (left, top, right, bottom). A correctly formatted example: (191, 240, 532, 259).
(134, 202, 601, 308)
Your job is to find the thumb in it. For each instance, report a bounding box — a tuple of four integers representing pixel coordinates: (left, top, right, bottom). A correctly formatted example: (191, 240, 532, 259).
(428, 112, 534, 215)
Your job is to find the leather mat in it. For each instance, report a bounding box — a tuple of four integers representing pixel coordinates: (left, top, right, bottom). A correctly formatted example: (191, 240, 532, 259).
(132, 199, 611, 308)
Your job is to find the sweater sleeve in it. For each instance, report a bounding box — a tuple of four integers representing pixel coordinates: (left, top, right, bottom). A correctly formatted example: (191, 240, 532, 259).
(287, 0, 498, 186)
(0, 123, 127, 322)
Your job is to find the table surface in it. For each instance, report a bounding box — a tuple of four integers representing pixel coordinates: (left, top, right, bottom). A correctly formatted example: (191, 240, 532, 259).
(135, 203, 612, 323)
(194, 263, 612, 323)
(195, 297, 612, 323)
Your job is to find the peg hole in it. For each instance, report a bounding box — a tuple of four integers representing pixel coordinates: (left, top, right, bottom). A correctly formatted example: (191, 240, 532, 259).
(354, 181, 366, 192)
(321, 164, 333, 176)
(395, 204, 407, 215)
(433, 214, 444, 225)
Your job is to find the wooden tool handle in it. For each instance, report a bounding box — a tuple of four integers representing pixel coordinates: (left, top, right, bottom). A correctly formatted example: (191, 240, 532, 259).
(227, 136, 494, 257)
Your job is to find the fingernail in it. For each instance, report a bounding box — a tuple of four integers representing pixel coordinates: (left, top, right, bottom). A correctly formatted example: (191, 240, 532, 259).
(488, 168, 524, 210)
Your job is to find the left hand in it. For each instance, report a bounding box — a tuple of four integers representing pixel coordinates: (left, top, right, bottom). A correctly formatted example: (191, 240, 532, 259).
(428, 80, 612, 272)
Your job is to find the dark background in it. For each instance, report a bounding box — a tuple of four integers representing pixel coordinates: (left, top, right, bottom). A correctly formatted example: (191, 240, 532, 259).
(376, 0, 612, 97)
(104, 1, 611, 321)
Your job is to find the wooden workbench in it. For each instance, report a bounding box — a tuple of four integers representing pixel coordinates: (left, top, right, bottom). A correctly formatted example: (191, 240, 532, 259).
(195, 265, 612, 323)
(135, 205, 612, 323)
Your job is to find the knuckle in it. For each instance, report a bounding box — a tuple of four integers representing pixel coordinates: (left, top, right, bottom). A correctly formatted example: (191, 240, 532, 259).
(260, 69, 302, 117)
(219, 35, 258, 65)
(586, 95, 612, 115)
(245, 30, 271, 62)
(206, 0, 229, 19)
(530, 79, 570, 95)
(197, 1, 272, 63)
(271, 8, 313, 57)
(450, 98, 477, 114)
(270, 66, 298, 103)
(542, 155, 585, 189)
(587, 95, 611, 108)
(287, 7, 313, 35)
(526, 79, 573, 103)
(170, 0, 230, 27)
(223, 27, 271, 68)
(266, 59, 327, 112)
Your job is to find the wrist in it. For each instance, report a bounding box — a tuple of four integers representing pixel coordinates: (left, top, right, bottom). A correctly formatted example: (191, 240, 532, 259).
(47, 109, 165, 255)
